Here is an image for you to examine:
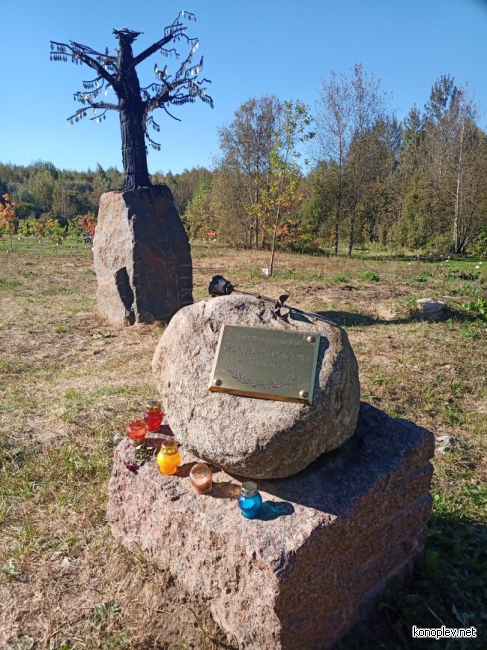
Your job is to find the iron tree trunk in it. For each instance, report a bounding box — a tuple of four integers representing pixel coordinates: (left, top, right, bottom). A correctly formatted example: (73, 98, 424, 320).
(116, 31, 150, 190)
(119, 98, 150, 190)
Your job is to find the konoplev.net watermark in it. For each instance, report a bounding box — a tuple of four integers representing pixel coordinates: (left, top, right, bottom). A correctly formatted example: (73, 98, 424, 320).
(412, 625, 477, 639)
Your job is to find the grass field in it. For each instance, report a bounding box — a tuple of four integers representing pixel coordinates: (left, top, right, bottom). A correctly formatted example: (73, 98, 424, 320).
(0, 238, 486, 650)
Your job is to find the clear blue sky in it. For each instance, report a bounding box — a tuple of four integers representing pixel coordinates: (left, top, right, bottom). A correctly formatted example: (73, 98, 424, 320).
(1, 0, 486, 175)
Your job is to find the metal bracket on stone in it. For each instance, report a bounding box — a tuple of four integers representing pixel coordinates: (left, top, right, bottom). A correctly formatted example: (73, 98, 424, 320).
(208, 275, 338, 327)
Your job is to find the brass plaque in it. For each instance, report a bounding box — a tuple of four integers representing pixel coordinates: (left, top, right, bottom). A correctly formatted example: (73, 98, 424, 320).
(208, 324, 320, 404)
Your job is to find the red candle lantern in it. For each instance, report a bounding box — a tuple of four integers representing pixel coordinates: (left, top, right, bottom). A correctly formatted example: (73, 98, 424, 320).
(144, 400, 164, 432)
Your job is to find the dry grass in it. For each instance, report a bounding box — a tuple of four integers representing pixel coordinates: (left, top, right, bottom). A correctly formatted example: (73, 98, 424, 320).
(1, 239, 486, 649)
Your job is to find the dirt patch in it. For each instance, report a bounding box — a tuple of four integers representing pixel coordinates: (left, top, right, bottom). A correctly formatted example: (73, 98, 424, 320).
(0, 531, 236, 650)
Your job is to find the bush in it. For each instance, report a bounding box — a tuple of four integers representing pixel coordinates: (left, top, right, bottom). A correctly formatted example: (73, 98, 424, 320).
(468, 297, 487, 320)
(331, 274, 348, 284)
(361, 271, 380, 282)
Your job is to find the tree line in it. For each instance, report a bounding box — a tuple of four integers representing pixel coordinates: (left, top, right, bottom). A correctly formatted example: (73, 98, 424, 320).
(0, 161, 208, 240)
(1, 67, 487, 256)
(185, 69, 487, 257)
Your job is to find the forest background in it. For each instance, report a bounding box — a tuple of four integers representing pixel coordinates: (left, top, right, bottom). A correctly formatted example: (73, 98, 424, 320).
(1, 68, 487, 259)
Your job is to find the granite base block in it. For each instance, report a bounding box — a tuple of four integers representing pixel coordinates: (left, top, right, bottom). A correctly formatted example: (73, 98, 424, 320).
(107, 404, 434, 650)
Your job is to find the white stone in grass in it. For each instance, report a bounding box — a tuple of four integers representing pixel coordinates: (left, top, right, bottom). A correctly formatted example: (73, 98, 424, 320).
(416, 298, 446, 316)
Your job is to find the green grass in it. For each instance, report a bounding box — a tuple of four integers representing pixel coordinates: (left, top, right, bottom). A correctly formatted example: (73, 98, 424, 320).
(331, 274, 349, 284)
(0, 238, 485, 649)
(361, 270, 380, 282)
(0, 235, 92, 258)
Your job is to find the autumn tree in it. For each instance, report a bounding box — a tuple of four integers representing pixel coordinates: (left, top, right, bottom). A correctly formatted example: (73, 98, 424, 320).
(218, 95, 283, 248)
(316, 64, 389, 256)
(344, 65, 389, 256)
(0, 194, 18, 248)
(184, 175, 214, 237)
(157, 166, 212, 215)
(262, 100, 313, 274)
(211, 163, 250, 246)
(316, 70, 352, 255)
(424, 75, 487, 253)
(51, 11, 213, 191)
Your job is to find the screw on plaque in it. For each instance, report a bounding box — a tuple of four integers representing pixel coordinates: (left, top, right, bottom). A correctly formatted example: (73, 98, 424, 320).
(299, 390, 309, 399)
(214, 379, 222, 386)
(307, 336, 316, 343)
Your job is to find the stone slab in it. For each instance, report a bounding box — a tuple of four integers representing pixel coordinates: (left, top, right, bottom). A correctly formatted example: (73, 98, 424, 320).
(107, 404, 434, 650)
(93, 185, 193, 325)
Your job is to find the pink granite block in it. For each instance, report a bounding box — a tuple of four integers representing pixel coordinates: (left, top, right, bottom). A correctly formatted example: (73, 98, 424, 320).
(107, 404, 434, 650)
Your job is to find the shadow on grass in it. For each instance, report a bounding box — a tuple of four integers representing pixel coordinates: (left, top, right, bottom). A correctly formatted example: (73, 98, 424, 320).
(317, 308, 480, 327)
(336, 513, 487, 650)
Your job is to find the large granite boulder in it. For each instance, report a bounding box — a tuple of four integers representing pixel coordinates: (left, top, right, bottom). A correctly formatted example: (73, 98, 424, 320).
(93, 185, 193, 325)
(152, 294, 360, 478)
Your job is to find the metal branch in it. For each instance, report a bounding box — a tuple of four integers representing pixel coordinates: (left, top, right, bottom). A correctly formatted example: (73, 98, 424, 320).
(147, 115, 161, 131)
(160, 47, 179, 58)
(69, 40, 116, 62)
(145, 86, 171, 113)
(51, 40, 118, 89)
(67, 101, 118, 122)
(89, 108, 109, 121)
(145, 131, 162, 149)
(131, 24, 188, 68)
(208, 276, 340, 328)
(82, 75, 103, 85)
(162, 104, 181, 121)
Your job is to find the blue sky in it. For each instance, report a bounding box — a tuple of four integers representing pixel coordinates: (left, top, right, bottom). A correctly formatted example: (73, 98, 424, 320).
(1, 0, 486, 175)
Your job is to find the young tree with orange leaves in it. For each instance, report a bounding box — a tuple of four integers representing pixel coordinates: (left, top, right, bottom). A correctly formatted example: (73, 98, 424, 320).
(0, 194, 18, 249)
(262, 101, 313, 275)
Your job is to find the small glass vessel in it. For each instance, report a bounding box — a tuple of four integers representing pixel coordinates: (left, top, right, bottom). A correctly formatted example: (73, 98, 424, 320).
(156, 439, 181, 475)
(126, 420, 147, 446)
(238, 481, 262, 519)
(144, 400, 164, 432)
(189, 463, 213, 494)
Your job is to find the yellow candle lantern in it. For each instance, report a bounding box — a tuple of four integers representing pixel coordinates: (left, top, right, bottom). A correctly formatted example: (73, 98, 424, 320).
(156, 439, 181, 475)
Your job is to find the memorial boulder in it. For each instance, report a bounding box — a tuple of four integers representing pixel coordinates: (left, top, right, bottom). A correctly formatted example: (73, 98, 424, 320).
(152, 294, 360, 478)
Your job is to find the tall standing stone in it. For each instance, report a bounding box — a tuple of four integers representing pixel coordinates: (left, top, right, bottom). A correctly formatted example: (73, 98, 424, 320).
(93, 185, 193, 325)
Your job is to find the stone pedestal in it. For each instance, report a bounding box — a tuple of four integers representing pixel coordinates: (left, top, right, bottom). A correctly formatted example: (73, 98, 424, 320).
(93, 185, 192, 325)
(107, 404, 434, 650)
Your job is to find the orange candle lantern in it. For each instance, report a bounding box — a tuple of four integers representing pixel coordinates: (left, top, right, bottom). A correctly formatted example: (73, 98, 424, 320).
(156, 439, 181, 475)
(189, 463, 213, 494)
(126, 420, 147, 446)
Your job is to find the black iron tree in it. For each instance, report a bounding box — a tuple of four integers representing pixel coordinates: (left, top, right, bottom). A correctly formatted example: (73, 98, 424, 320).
(50, 11, 213, 190)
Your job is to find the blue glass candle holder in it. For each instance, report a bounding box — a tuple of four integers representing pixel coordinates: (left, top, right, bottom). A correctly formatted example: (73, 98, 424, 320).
(238, 481, 262, 519)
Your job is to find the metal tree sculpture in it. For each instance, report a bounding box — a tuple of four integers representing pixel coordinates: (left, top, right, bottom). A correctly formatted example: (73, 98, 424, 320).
(50, 11, 213, 191)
